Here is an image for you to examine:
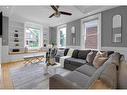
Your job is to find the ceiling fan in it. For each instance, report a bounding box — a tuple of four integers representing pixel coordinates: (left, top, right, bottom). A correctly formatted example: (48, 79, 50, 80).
(49, 5, 72, 18)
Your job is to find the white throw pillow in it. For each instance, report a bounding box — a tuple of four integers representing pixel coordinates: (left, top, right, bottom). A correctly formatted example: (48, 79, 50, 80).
(67, 48, 74, 56)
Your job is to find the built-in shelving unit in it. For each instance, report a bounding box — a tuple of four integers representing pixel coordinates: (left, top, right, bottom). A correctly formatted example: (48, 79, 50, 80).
(8, 21, 25, 52)
(43, 27, 49, 47)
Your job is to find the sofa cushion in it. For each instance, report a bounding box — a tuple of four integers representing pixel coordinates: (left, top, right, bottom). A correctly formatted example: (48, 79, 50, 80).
(72, 50, 79, 58)
(64, 62, 79, 71)
(78, 50, 91, 60)
(65, 71, 90, 88)
(99, 64, 117, 88)
(64, 48, 69, 56)
(76, 64, 96, 77)
(87, 62, 117, 89)
(86, 63, 107, 88)
(65, 58, 87, 67)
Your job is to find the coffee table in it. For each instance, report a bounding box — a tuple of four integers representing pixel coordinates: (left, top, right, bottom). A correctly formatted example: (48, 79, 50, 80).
(24, 54, 45, 64)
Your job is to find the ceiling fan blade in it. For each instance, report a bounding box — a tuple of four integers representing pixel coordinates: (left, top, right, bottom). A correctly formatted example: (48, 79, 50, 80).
(49, 13, 55, 18)
(60, 11, 72, 15)
(51, 5, 58, 12)
(56, 5, 59, 9)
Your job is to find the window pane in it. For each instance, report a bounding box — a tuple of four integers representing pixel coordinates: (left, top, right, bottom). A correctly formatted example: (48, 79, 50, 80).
(59, 27, 66, 47)
(25, 28, 41, 49)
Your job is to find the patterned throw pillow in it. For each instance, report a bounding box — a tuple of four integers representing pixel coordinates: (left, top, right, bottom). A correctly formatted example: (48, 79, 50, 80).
(93, 52, 108, 68)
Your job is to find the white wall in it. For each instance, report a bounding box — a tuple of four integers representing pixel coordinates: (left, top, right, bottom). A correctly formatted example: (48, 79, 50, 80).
(1, 45, 46, 63)
(2, 46, 10, 63)
(101, 47, 127, 60)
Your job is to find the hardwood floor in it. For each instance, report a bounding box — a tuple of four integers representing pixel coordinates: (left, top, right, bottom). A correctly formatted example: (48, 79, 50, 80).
(1, 61, 25, 89)
(1, 58, 45, 89)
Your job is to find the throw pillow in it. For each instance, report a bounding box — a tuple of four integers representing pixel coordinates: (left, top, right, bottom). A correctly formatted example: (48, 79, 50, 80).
(67, 48, 74, 56)
(98, 51, 107, 57)
(93, 52, 108, 68)
(86, 51, 97, 65)
(72, 50, 79, 58)
(64, 48, 69, 56)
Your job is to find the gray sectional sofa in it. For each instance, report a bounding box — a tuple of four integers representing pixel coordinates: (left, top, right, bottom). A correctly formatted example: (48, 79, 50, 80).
(64, 49, 114, 71)
(64, 50, 91, 70)
(49, 52, 124, 89)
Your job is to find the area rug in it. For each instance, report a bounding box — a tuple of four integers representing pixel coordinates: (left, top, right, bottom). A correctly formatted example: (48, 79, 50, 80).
(10, 63, 70, 89)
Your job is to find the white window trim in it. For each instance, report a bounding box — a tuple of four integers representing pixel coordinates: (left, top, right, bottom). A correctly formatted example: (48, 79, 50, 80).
(57, 24, 67, 48)
(24, 22, 43, 50)
(80, 13, 101, 50)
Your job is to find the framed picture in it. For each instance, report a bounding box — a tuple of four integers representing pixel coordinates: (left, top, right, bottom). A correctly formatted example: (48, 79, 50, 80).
(14, 34, 18, 37)
(15, 30, 18, 32)
(71, 26, 75, 34)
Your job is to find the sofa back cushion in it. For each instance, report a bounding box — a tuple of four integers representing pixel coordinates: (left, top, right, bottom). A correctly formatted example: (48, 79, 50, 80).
(99, 64, 117, 88)
(86, 63, 106, 88)
(118, 55, 127, 89)
(87, 63, 117, 89)
(64, 48, 69, 56)
(105, 52, 120, 66)
(78, 50, 91, 60)
(72, 50, 79, 58)
(107, 51, 114, 57)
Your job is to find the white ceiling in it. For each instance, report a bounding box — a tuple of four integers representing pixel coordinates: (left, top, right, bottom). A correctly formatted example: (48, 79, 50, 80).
(0, 6, 116, 27)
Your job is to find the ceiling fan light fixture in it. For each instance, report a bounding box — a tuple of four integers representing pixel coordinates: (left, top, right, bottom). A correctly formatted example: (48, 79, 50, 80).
(54, 12, 60, 17)
(49, 5, 72, 18)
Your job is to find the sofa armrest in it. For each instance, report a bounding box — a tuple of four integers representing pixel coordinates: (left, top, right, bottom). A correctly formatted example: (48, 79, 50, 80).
(55, 50, 64, 57)
(49, 74, 81, 89)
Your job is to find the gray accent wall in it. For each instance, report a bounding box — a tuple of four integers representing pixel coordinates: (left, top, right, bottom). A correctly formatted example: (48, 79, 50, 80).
(2, 16, 9, 46)
(101, 6, 127, 47)
(49, 27, 57, 44)
(66, 19, 81, 46)
(50, 6, 127, 48)
(49, 19, 81, 46)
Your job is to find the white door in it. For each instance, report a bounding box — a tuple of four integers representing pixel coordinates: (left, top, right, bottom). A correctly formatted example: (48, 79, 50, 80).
(81, 14, 101, 50)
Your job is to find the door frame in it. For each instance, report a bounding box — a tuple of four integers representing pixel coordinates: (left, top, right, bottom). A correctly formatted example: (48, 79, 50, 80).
(80, 13, 101, 50)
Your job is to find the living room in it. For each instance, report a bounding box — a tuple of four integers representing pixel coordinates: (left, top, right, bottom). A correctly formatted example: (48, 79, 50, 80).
(0, 4, 127, 91)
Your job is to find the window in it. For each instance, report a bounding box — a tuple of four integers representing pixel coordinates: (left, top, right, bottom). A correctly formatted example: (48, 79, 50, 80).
(57, 25, 66, 47)
(81, 14, 101, 50)
(25, 27, 41, 49)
